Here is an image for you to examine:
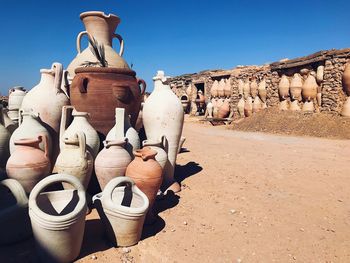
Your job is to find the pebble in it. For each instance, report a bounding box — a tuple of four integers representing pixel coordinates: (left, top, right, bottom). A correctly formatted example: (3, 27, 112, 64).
(171, 229, 176, 232)
(230, 209, 236, 214)
(183, 221, 188, 225)
(91, 255, 97, 260)
(122, 247, 131, 253)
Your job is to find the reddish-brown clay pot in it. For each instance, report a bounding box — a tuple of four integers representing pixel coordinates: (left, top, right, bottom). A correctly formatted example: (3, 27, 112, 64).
(125, 147, 163, 224)
(70, 67, 146, 136)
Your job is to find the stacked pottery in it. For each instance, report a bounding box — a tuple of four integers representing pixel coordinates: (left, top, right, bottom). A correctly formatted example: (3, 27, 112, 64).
(224, 79, 231, 97)
(8, 86, 26, 124)
(302, 74, 318, 112)
(106, 108, 140, 158)
(237, 96, 245, 118)
(0, 179, 32, 245)
(142, 71, 184, 193)
(290, 73, 303, 111)
(244, 97, 253, 117)
(217, 98, 230, 118)
(54, 132, 93, 190)
(126, 147, 163, 224)
(211, 80, 218, 97)
(258, 79, 267, 109)
(0, 107, 11, 167)
(6, 135, 51, 194)
(279, 75, 290, 110)
(95, 139, 132, 190)
(252, 96, 262, 113)
(243, 80, 250, 100)
(60, 106, 100, 158)
(217, 79, 225, 97)
(29, 174, 87, 263)
(341, 63, 350, 117)
(93, 177, 148, 247)
(250, 78, 258, 98)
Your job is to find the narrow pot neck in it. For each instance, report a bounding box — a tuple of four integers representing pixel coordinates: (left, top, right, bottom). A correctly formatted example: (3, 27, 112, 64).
(153, 79, 171, 92)
(39, 71, 55, 86)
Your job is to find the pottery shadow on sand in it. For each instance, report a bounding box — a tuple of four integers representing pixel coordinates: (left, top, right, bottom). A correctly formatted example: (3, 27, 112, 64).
(174, 161, 203, 184)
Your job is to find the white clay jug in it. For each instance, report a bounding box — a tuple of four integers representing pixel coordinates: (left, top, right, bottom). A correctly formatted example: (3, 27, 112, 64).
(8, 86, 26, 110)
(142, 135, 168, 170)
(0, 106, 11, 167)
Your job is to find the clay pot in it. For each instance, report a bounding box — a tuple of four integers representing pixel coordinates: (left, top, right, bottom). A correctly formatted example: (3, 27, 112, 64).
(125, 147, 163, 224)
(341, 97, 350, 117)
(238, 79, 244, 96)
(67, 11, 130, 79)
(212, 98, 218, 118)
(258, 79, 267, 102)
(300, 68, 309, 76)
(342, 63, 350, 96)
(180, 94, 190, 112)
(95, 139, 132, 190)
(243, 80, 250, 100)
(302, 74, 318, 101)
(316, 65, 324, 84)
(60, 106, 100, 158)
(244, 97, 253, 117)
(142, 136, 168, 170)
(217, 79, 225, 97)
(290, 100, 301, 111)
(6, 135, 51, 194)
(279, 100, 289, 111)
(93, 177, 148, 247)
(224, 79, 231, 97)
(302, 101, 315, 112)
(142, 71, 184, 192)
(54, 131, 93, 190)
(2, 108, 17, 134)
(237, 97, 245, 117)
(0, 179, 32, 245)
(290, 73, 303, 101)
(29, 174, 87, 263)
(70, 67, 146, 136)
(10, 109, 52, 159)
(250, 78, 258, 98)
(0, 107, 11, 167)
(278, 75, 290, 99)
(197, 90, 205, 108)
(252, 96, 261, 113)
(206, 101, 213, 118)
(8, 86, 26, 110)
(7, 109, 19, 124)
(106, 108, 140, 158)
(217, 98, 230, 118)
(210, 80, 218, 97)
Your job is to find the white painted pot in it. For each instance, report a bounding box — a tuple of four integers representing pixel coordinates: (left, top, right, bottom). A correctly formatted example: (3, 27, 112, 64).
(8, 86, 26, 110)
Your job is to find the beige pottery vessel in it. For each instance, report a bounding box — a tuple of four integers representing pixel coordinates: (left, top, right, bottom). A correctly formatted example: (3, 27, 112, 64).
(238, 79, 244, 96)
(7, 109, 19, 124)
(206, 101, 213, 118)
(95, 139, 132, 190)
(9, 109, 52, 158)
(8, 86, 26, 110)
(67, 11, 130, 79)
(290, 73, 303, 101)
(244, 97, 253, 117)
(6, 135, 51, 194)
(302, 101, 315, 112)
(0, 107, 11, 167)
(258, 79, 267, 102)
(142, 71, 184, 191)
(316, 65, 324, 84)
(278, 75, 290, 99)
(54, 131, 93, 190)
(341, 97, 350, 117)
(302, 74, 318, 101)
(224, 79, 231, 97)
(93, 177, 148, 247)
(211, 98, 218, 118)
(106, 108, 140, 158)
(250, 79, 258, 98)
(217, 98, 230, 118)
(290, 100, 301, 111)
(60, 106, 100, 158)
(2, 107, 17, 134)
(252, 96, 262, 113)
(279, 100, 289, 111)
(29, 174, 87, 263)
(343, 63, 350, 96)
(237, 97, 245, 117)
(0, 178, 32, 245)
(142, 136, 168, 170)
(243, 80, 250, 100)
(217, 79, 225, 97)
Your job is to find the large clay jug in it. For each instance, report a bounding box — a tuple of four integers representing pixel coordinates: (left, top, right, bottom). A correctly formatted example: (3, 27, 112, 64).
(8, 86, 26, 110)
(126, 147, 163, 224)
(6, 135, 51, 194)
(95, 139, 132, 190)
(252, 96, 262, 113)
(93, 177, 148, 247)
(0, 179, 32, 245)
(217, 79, 225, 97)
(60, 106, 100, 158)
(212, 98, 218, 118)
(316, 65, 324, 84)
(243, 80, 250, 100)
(258, 79, 267, 103)
(29, 174, 86, 263)
(9, 109, 52, 157)
(217, 98, 230, 118)
(106, 108, 140, 158)
(237, 97, 245, 117)
(238, 79, 244, 96)
(302, 74, 318, 101)
(67, 11, 129, 79)
(142, 71, 184, 192)
(342, 63, 350, 96)
(244, 97, 253, 117)
(142, 136, 168, 170)
(0, 107, 11, 167)
(290, 73, 303, 101)
(224, 79, 231, 97)
(341, 97, 350, 117)
(210, 80, 219, 97)
(279, 75, 290, 99)
(54, 132, 93, 190)
(250, 78, 258, 98)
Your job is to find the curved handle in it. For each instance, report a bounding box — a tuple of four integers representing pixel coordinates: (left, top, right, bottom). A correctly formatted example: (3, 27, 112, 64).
(76, 131, 87, 159)
(137, 78, 146, 95)
(18, 108, 24, 125)
(112, 33, 124, 56)
(61, 70, 70, 98)
(38, 134, 50, 159)
(76, 31, 90, 54)
(1, 179, 28, 207)
(74, 75, 89, 94)
(51, 62, 63, 94)
(59, 105, 75, 147)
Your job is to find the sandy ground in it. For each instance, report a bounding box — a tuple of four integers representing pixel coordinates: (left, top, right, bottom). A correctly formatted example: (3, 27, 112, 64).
(1, 118, 350, 262)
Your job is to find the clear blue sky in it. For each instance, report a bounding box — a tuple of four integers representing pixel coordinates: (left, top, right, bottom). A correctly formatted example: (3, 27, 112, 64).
(0, 0, 349, 94)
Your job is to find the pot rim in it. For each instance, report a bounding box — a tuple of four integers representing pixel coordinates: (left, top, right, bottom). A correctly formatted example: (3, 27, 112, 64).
(80, 11, 120, 22)
(75, 67, 136, 77)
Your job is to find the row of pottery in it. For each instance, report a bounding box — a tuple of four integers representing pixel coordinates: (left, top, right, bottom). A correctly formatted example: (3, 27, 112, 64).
(238, 78, 267, 102)
(207, 98, 231, 118)
(341, 63, 350, 117)
(210, 79, 231, 98)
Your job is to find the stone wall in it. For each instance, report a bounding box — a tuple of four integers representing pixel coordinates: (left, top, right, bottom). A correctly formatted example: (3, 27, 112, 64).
(168, 48, 350, 117)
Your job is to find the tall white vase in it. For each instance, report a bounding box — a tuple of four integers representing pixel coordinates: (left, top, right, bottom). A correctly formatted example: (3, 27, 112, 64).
(142, 71, 184, 192)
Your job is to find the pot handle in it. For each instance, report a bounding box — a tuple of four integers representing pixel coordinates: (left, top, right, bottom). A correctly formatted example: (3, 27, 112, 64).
(74, 75, 89, 94)
(76, 131, 87, 159)
(137, 78, 146, 95)
(1, 179, 28, 207)
(60, 105, 75, 147)
(51, 62, 63, 94)
(112, 33, 124, 56)
(38, 134, 50, 159)
(76, 31, 93, 54)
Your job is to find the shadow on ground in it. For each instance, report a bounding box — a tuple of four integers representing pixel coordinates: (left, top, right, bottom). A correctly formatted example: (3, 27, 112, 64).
(175, 161, 203, 183)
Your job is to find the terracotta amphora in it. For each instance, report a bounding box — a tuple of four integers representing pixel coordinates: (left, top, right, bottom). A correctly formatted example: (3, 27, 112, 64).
(29, 174, 87, 263)
(106, 108, 140, 158)
(142, 136, 168, 170)
(211, 80, 219, 97)
(93, 176, 148, 247)
(217, 98, 230, 118)
(238, 79, 244, 96)
(252, 96, 262, 113)
(54, 131, 93, 190)
(6, 135, 51, 194)
(250, 78, 258, 98)
(0, 107, 11, 167)
(224, 79, 231, 97)
(67, 11, 129, 79)
(142, 71, 184, 193)
(316, 65, 324, 84)
(244, 97, 253, 117)
(95, 139, 132, 190)
(60, 106, 100, 158)
(217, 79, 225, 97)
(290, 100, 301, 111)
(279, 99, 289, 111)
(10, 109, 52, 159)
(0, 179, 32, 245)
(125, 147, 163, 224)
(290, 73, 303, 101)
(8, 86, 26, 110)
(342, 63, 350, 96)
(302, 101, 315, 112)
(278, 75, 290, 99)
(341, 97, 350, 117)
(302, 74, 318, 101)
(258, 79, 267, 103)
(243, 80, 250, 100)
(237, 97, 245, 117)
